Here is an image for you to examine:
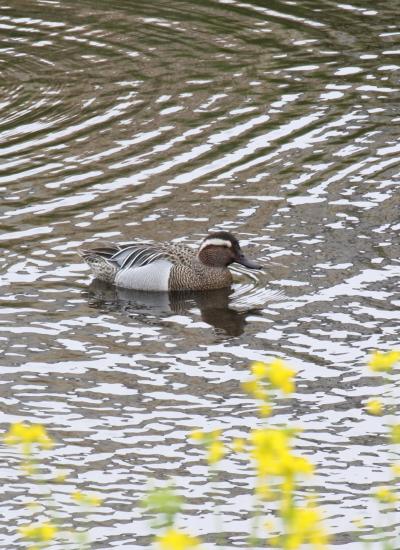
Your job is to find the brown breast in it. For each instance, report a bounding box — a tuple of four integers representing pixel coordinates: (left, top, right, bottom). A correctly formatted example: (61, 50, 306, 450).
(169, 263, 233, 291)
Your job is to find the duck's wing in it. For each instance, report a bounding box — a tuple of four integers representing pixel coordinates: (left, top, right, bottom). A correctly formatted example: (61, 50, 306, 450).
(110, 243, 171, 269)
(79, 242, 195, 269)
(110, 242, 195, 269)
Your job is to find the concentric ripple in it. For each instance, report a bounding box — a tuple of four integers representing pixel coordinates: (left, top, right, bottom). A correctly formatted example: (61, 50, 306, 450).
(1, 0, 400, 548)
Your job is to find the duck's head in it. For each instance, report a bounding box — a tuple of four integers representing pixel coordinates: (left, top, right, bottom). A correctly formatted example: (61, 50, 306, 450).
(198, 231, 261, 269)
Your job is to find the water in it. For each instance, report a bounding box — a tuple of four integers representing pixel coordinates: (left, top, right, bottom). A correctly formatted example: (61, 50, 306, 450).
(1, 0, 400, 548)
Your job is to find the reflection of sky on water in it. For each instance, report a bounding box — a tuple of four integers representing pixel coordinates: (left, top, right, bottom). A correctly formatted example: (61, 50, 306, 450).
(0, 0, 399, 547)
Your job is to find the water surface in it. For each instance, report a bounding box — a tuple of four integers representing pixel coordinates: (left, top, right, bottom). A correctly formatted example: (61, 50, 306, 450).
(1, 0, 400, 548)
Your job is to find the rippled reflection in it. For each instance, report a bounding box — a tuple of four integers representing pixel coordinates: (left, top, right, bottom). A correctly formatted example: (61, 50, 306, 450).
(86, 280, 268, 337)
(1, 0, 400, 547)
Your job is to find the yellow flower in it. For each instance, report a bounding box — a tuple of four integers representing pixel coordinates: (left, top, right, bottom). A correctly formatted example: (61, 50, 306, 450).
(368, 351, 400, 372)
(250, 428, 313, 479)
(286, 505, 329, 549)
(21, 461, 36, 476)
(156, 528, 201, 550)
(366, 399, 383, 415)
(53, 470, 68, 483)
(71, 491, 103, 507)
(190, 429, 225, 466)
(232, 438, 245, 453)
(374, 487, 397, 504)
(247, 359, 296, 395)
(25, 501, 40, 511)
(251, 361, 269, 378)
(190, 431, 204, 442)
(255, 483, 272, 500)
(390, 424, 400, 444)
(392, 463, 400, 477)
(207, 440, 225, 465)
(241, 379, 258, 395)
(270, 535, 280, 547)
(267, 359, 295, 394)
(283, 455, 314, 476)
(19, 522, 57, 542)
(259, 403, 272, 417)
(241, 379, 266, 400)
(4, 423, 53, 450)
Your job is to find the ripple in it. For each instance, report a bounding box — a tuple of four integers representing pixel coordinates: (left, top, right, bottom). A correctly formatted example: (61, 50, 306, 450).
(1, 0, 400, 547)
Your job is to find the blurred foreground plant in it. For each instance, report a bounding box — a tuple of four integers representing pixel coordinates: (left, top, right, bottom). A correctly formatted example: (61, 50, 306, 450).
(3, 422, 102, 549)
(364, 350, 400, 550)
(6, 350, 400, 549)
(241, 359, 327, 549)
(142, 486, 202, 550)
(147, 357, 328, 550)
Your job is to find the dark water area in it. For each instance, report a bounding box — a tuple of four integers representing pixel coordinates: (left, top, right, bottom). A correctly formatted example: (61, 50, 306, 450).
(1, 0, 400, 548)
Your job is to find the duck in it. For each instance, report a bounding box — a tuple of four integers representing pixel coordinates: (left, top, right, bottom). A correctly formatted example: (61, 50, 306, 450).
(78, 231, 261, 292)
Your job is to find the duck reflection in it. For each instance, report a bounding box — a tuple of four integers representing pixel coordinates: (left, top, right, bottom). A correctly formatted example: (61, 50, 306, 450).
(85, 279, 261, 336)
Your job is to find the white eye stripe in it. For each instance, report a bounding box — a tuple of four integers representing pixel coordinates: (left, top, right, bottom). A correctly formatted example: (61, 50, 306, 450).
(199, 238, 233, 251)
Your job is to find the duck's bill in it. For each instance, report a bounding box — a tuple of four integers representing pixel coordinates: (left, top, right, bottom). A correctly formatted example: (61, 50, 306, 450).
(235, 253, 262, 270)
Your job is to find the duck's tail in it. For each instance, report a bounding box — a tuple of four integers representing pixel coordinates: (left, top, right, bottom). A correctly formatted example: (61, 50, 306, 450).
(78, 245, 119, 283)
